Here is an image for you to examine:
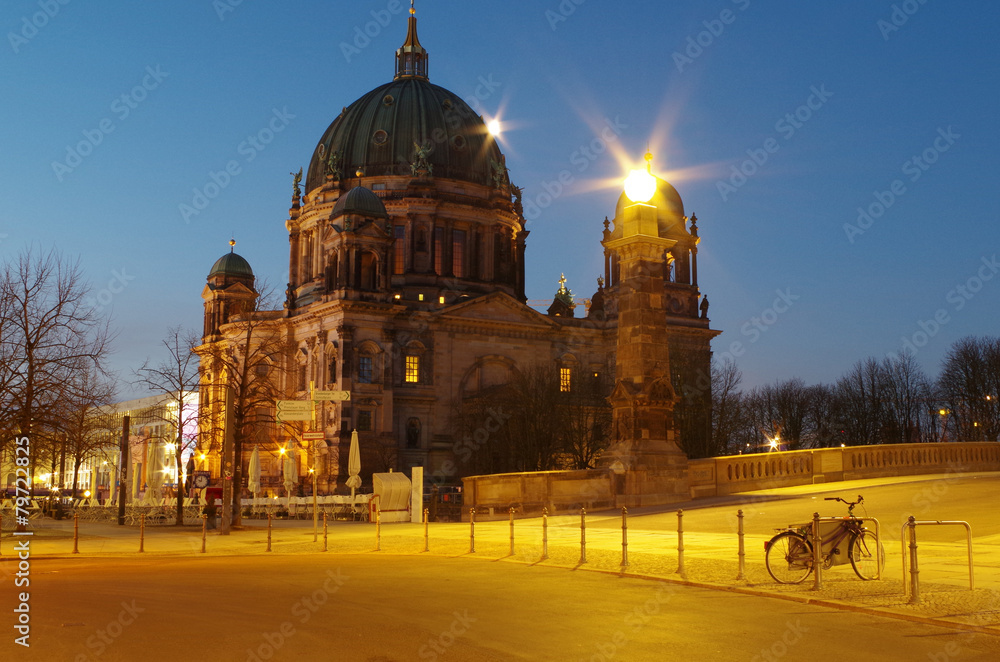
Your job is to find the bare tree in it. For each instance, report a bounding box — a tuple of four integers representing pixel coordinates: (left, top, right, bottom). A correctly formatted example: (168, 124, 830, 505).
(883, 353, 932, 444)
(939, 336, 1000, 441)
(743, 378, 810, 451)
(135, 327, 201, 525)
(52, 366, 117, 499)
(1, 247, 113, 501)
(835, 358, 890, 446)
(196, 285, 290, 527)
(711, 359, 744, 455)
(559, 372, 612, 470)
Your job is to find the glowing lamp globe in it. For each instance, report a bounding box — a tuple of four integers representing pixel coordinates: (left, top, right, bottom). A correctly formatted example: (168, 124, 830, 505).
(624, 169, 656, 203)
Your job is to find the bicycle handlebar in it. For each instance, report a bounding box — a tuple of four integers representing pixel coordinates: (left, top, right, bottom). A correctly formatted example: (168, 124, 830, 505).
(823, 495, 864, 508)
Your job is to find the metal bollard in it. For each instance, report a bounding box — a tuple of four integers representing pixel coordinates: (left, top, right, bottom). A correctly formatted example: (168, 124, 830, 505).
(469, 508, 476, 554)
(201, 514, 207, 553)
(621, 507, 629, 569)
(907, 516, 920, 604)
(811, 512, 822, 591)
(579, 507, 587, 565)
(139, 514, 145, 553)
(677, 509, 686, 579)
(72, 513, 79, 555)
(509, 507, 515, 557)
(267, 514, 272, 553)
(541, 507, 549, 561)
(423, 508, 429, 553)
(375, 507, 381, 552)
(736, 509, 745, 581)
(323, 513, 328, 553)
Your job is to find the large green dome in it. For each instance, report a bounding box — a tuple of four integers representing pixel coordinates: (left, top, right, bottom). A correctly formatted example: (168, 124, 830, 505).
(305, 13, 503, 193)
(305, 78, 502, 193)
(208, 251, 253, 279)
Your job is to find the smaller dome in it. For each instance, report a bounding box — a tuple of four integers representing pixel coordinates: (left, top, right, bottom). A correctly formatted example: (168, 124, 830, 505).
(613, 176, 686, 238)
(331, 186, 389, 219)
(209, 252, 254, 279)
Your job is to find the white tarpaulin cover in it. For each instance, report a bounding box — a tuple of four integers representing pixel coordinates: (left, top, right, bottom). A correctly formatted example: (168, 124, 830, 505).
(373, 472, 411, 522)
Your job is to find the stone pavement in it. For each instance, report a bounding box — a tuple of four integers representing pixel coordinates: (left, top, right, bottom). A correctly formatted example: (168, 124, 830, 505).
(4, 473, 999, 636)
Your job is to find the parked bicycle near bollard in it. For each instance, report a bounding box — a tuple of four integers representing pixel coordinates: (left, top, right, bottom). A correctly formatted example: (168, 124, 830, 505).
(764, 495, 884, 584)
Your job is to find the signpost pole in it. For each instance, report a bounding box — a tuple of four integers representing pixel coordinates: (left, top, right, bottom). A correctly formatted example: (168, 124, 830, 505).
(310, 381, 318, 543)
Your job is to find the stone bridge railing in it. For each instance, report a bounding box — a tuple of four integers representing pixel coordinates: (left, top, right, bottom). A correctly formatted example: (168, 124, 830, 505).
(462, 442, 1000, 516)
(689, 441, 1000, 498)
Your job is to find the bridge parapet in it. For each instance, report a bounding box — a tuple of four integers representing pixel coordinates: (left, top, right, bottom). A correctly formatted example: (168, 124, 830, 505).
(689, 442, 1000, 498)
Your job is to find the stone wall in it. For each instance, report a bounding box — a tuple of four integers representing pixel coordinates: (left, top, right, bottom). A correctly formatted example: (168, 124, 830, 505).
(463, 442, 1000, 516)
(461, 469, 615, 519)
(689, 442, 1000, 497)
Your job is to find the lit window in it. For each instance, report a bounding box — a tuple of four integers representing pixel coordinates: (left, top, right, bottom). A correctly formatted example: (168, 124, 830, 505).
(357, 410, 372, 432)
(405, 355, 420, 383)
(560, 367, 572, 392)
(358, 356, 373, 384)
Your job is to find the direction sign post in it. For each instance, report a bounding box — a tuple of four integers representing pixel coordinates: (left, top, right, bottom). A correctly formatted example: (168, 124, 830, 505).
(312, 390, 351, 402)
(276, 400, 312, 421)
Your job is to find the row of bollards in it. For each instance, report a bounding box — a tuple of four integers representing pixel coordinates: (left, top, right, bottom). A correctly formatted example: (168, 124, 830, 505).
(50, 506, 749, 578)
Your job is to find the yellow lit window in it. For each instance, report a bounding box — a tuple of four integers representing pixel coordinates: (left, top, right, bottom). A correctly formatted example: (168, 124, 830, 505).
(405, 355, 420, 383)
(560, 367, 572, 392)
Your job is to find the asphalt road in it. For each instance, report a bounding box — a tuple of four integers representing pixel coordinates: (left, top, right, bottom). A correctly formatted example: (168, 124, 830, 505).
(10, 553, 1000, 662)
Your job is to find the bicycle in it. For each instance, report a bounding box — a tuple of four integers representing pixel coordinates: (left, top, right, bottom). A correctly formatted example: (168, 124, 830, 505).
(764, 494, 884, 584)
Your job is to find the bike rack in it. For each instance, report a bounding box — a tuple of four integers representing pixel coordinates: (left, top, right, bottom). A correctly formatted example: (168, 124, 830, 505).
(900, 516, 974, 604)
(810, 515, 883, 590)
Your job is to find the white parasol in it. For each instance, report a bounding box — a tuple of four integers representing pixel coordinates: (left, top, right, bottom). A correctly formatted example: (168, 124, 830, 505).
(248, 446, 261, 497)
(346, 429, 362, 499)
(282, 451, 298, 497)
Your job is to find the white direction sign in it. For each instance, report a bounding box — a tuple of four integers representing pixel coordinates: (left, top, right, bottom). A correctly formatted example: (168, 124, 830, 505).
(301, 432, 325, 441)
(313, 390, 351, 402)
(276, 400, 312, 421)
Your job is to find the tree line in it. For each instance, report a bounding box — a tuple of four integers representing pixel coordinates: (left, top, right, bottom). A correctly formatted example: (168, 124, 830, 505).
(711, 337, 1000, 456)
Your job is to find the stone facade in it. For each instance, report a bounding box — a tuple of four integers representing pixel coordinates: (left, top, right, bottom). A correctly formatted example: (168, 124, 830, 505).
(194, 14, 718, 493)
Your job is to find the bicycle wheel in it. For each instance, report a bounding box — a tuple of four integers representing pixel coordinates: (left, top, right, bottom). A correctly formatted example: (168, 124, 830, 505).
(850, 529, 884, 580)
(766, 531, 813, 584)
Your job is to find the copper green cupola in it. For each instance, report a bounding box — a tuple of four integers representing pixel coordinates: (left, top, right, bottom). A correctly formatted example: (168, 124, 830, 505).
(395, 2, 428, 81)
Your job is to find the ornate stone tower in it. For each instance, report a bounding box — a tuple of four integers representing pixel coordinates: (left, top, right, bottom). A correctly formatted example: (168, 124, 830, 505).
(602, 155, 691, 505)
(202, 240, 257, 341)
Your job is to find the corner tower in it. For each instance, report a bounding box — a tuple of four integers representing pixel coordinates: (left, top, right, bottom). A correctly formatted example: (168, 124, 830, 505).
(202, 240, 257, 340)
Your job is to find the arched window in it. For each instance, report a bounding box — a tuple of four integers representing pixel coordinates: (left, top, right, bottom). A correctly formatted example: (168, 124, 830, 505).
(355, 341, 382, 384)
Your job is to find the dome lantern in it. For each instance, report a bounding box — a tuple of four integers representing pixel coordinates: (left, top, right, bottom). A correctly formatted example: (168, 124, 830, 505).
(395, 1, 428, 81)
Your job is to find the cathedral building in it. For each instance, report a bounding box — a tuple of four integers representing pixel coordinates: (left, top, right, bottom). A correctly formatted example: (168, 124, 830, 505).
(196, 9, 718, 492)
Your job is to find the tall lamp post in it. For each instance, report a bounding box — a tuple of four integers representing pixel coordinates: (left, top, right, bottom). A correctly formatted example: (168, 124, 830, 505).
(938, 409, 950, 443)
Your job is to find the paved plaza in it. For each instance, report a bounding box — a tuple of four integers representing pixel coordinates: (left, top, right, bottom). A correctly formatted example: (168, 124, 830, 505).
(4, 472, 1000, 659)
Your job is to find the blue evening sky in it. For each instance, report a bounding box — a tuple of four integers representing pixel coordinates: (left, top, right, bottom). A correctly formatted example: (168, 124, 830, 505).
(1, 0, 997, 397)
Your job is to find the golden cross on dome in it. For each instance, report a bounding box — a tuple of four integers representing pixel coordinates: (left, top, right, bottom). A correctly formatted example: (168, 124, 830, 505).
(410, 0, 415, 15)
(229, 237, 236, 252)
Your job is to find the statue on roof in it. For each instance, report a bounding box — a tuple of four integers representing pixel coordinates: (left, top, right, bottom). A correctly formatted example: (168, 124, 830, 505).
(325, 149, 342, 180)
(491, 157, 509, 190)
(291, 168, 302, 198)
(411, 142, 433, 177)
